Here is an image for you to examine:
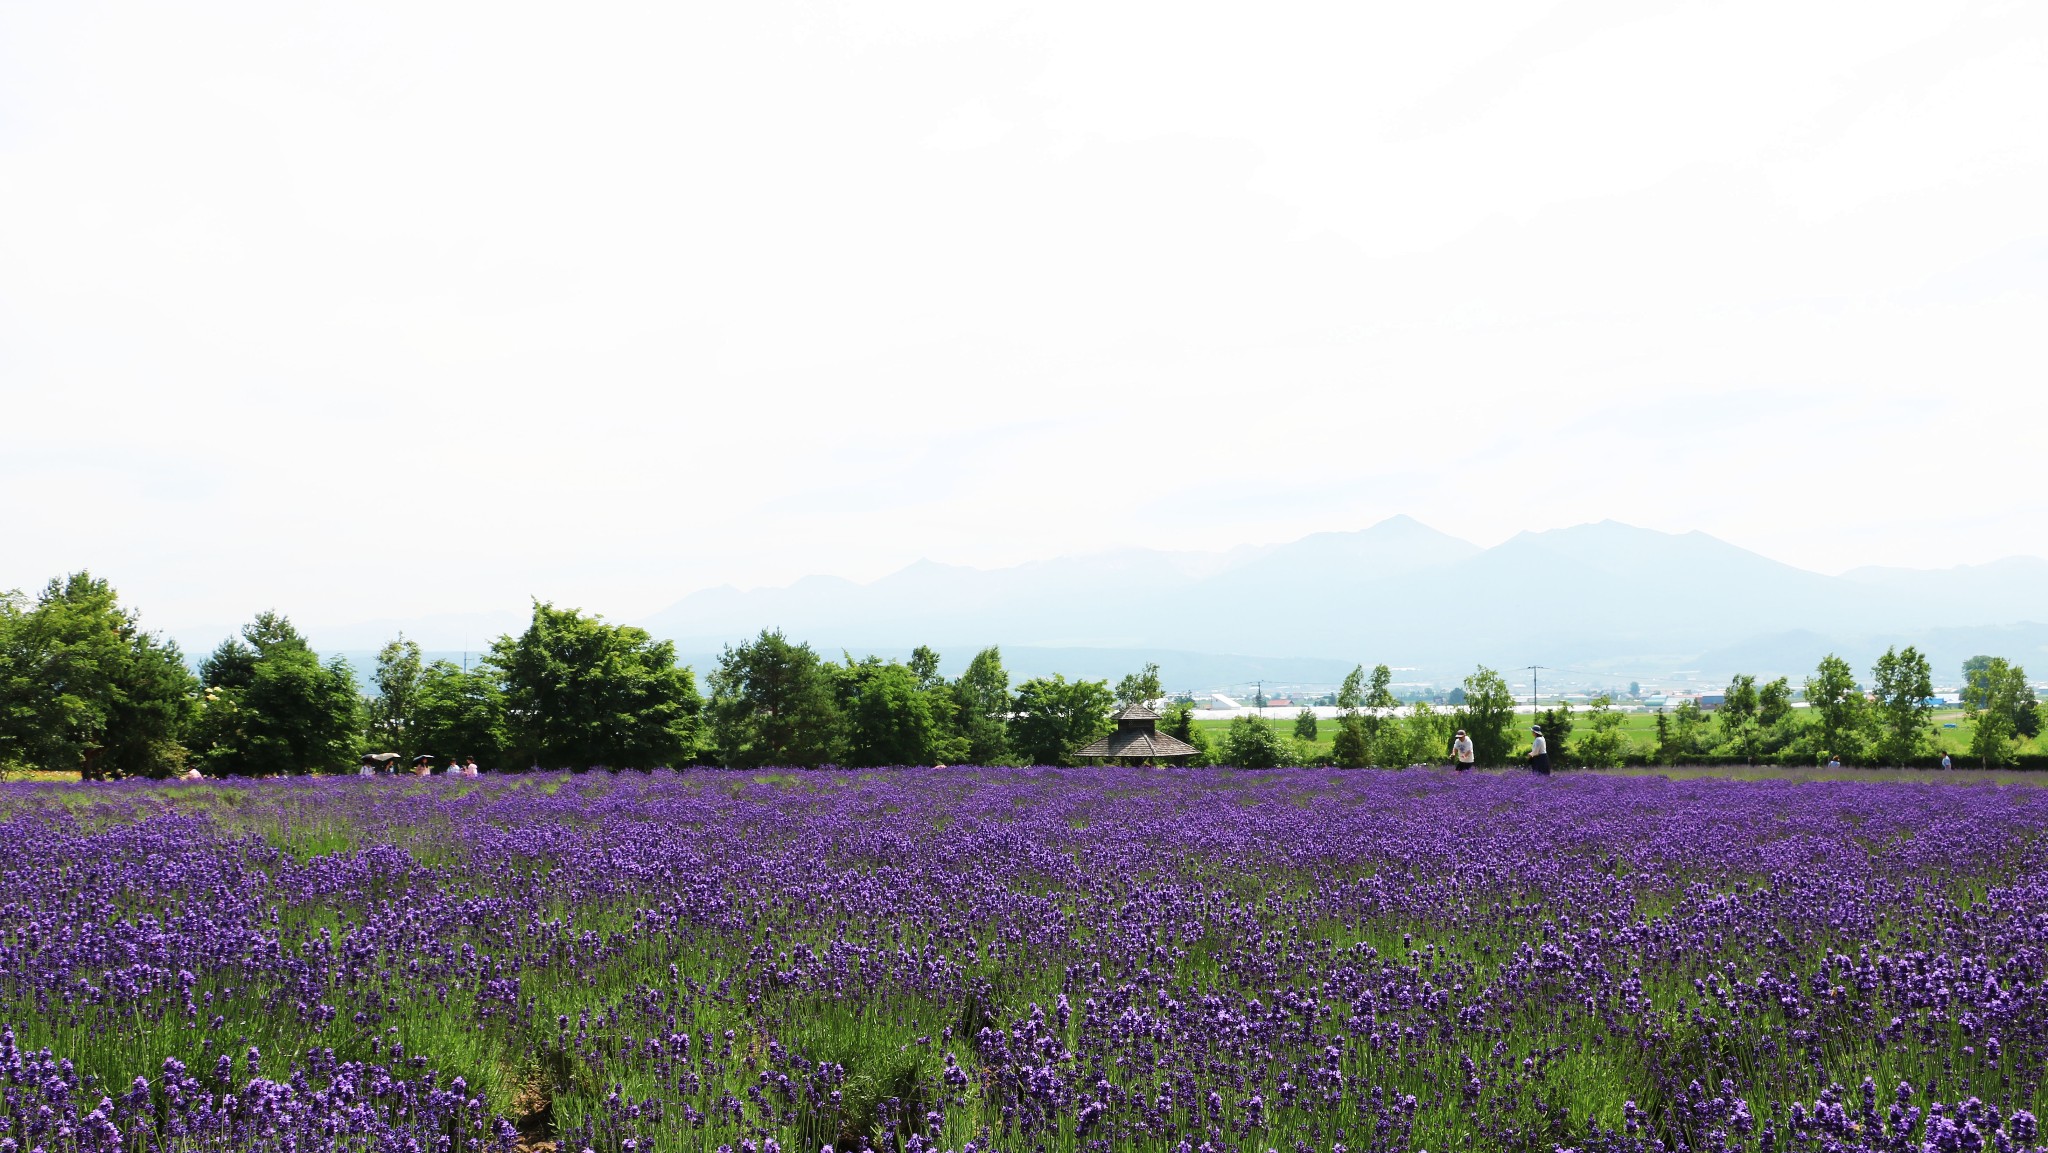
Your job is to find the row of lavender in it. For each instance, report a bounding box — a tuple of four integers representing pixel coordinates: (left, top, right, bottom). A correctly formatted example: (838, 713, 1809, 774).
(0, 769, 2044, 1152)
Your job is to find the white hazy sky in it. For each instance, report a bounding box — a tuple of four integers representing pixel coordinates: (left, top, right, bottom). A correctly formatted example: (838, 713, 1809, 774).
(3, 0, 2044, 641)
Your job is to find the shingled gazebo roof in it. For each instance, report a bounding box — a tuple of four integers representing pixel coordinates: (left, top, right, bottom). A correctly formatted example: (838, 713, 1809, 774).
(1074, 703, 1200, 762)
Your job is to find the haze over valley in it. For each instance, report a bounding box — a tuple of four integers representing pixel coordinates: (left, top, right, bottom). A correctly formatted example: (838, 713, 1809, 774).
(292, 517, 2048, 693)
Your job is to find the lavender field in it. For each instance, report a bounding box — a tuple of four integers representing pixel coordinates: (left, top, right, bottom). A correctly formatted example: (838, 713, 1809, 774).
(3, 769, 2046, 1153)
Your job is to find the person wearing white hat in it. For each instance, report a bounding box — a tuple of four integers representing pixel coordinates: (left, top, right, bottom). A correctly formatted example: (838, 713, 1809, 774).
(1527, 725, 1550, 775)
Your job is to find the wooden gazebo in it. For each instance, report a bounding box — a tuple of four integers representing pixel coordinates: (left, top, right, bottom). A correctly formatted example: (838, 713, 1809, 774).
(1074, 703, 1200, 764)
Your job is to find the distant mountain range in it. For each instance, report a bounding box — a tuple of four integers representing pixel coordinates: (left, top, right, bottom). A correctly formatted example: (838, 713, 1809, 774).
(287, 518, 2048, 691)
(628, 517, 2048, 688)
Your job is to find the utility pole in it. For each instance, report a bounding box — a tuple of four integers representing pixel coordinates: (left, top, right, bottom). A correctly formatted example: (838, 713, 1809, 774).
(1525, 665, 1550, 719)
(1251, 680, 1266, 717)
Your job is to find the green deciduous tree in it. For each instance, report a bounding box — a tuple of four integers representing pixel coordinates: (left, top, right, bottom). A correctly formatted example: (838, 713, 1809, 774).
(1755, 675, 1798, 754)
(1360, 664, 1403, 766)
(411, 661, 507, 766)
(1329, 714, 1371, 768)
(492, 602, 702, 770)
(1719, 674, 1760, 762)
(1293, 708, 1318, 741)
(1158, 699, 1211, 766)
(706, 629, 839, 769)
(1534, 701, 1575, 767)
(835, 656, 958, 767)
(1577, 696, 1629, 768)
(1869, 645, 1934, 765)
(908, 645, 944, 691)
(951, 646, 1012, 765)
(1961, 655, 1994, 691)
(1114, 662, 1162, 709)
(190, 612, 360, 776)
(1658, 700, 1707, 764)
(1804, 654, 1866, 762)
(1010, 675, 1114, 766)
(365, 636, 423, 754)
(0, 573, 196, 778)
(1335, 665, 1364, 712)
(1400, 699, 1453, 766)
(1758, 676, 1793, 728)
(1454, 666, 1517, 766)
(1963, 656, 2035, 768)
(1329, 665, 1371, 768)
(1223, 713, 1288, 769)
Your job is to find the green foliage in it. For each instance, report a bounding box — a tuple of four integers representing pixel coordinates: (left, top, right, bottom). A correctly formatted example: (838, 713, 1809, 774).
(1754, 676, 1799, 754)
(951, 646, 1012, 765)
(1963, 656, 2034, 768)
(1453, 665, 1516, 766)
(1330, 664, 1373, 767)
(1400, 699, 1453, 766)
(1758, 676, 1793, 728)
(907, 645, 943, 690)
(1804, 653, 1866, 761)
(1363, 664, 1397, 713)
(1961, 654, 1994, 689)
(1870, 645, 1934, 765)
(1329, 713, 1371, 768)
(365, 635, 423, 753)
(1158, 700, 1211, 766)
(1361, 663, 1400, 761)
(1719, 674, 1760, 762)
(1658, 701, 1707, 764)
(1009, 675, 1113, 766)
(1577, 696, 1629, 768)
(1113, 662, 1162, 709)
(411, 661, 507, 766)
(1970, 705, 2019, 769)
(190, 612, 360, 776)
(1534, 701, 1574, 766)
(1292, 708, 1318, 741)
(834, 656, 957, 767)
(1222, 713, 1288, 768)
(0, 572, 196, 778)
(491, 602, 701, 770)
(707, 629, 840, 769)
(1335, 665, 1364, 711)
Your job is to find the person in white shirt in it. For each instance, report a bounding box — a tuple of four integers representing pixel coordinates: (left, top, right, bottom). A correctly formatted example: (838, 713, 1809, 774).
(1527, 726, 1551, 775)
(1452, 730, 1475, 771)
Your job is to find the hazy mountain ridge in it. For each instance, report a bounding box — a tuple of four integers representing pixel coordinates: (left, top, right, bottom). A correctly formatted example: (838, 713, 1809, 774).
(630, 517, 2048, 682)
(274, 518, 2047, 688)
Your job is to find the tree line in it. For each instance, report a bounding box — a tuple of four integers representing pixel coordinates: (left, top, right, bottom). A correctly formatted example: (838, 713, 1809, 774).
(0, 572, 1144, 775)
(1616, 649, 2038, 769)
(1, 572, 2038, 775)
(0, 573, 1522, 774)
